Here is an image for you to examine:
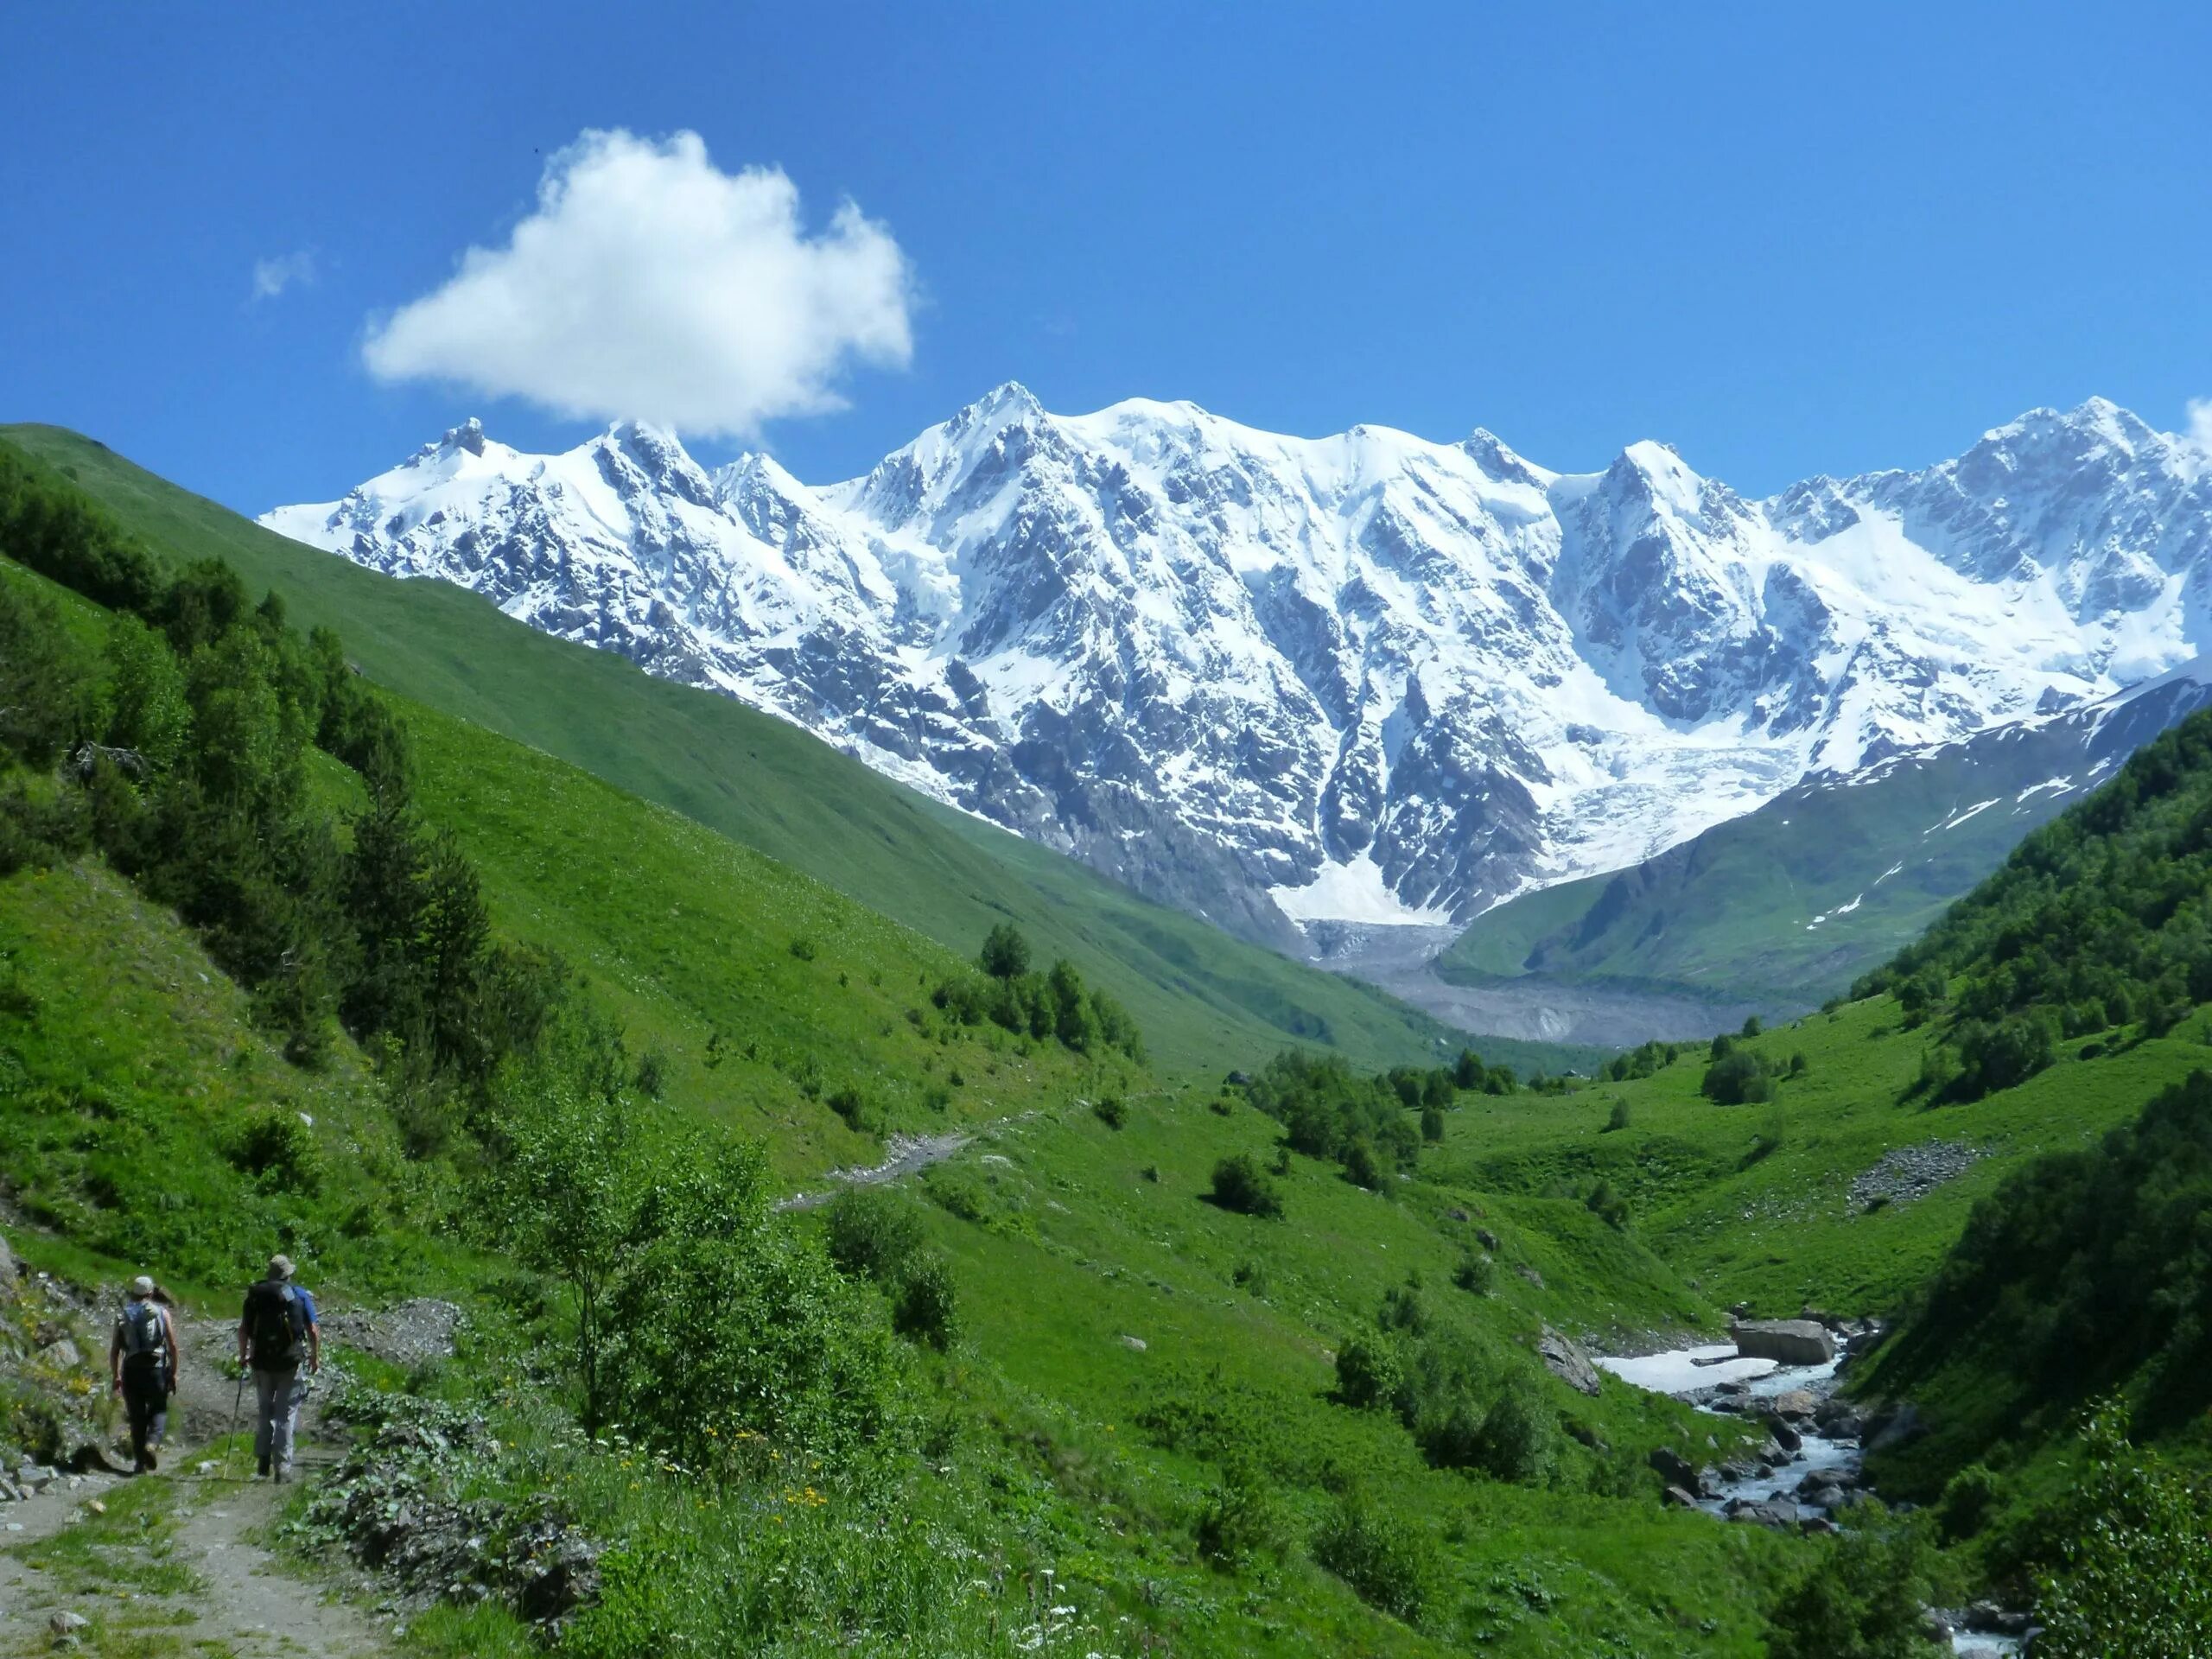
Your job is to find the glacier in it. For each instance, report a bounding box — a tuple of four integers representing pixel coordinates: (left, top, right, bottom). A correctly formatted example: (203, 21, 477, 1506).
(263, 391, 2212, 949)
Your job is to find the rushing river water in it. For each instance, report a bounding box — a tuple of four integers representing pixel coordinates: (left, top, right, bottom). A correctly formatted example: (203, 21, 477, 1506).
(1598, 1342, 2024, 1656)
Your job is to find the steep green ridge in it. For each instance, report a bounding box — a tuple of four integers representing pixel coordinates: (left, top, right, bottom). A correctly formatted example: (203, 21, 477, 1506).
(0, 423, 1601, 1079)
(1438, 676, 2212, 1020)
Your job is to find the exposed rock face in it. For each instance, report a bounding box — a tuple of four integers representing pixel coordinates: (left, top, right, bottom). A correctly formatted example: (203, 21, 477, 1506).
(265, 394, 2212, 947)
(1731, 1320, 1835, 1366)
(1536, 1325, 1601, 1396)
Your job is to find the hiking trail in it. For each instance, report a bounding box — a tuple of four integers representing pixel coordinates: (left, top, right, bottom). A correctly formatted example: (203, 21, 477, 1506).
(0, 1317, 397, 1657)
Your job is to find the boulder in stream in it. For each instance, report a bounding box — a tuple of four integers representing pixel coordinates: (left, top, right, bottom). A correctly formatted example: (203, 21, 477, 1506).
(1731, 1319, 1834, 1365)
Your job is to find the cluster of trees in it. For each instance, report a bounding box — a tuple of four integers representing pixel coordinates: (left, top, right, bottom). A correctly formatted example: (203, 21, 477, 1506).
(1700, 1030, 1808, 1105)
(1599, 1039, 1682, 1084)
(1243, 1051, 1421, 1188)
(1333, 1273, 1556, 1485)
(1882, 1070, 2212, 1442)
(929, 922, 1143, 1061)
(1856, 709, 2212, 1097)
(0, 445, 560, 1096)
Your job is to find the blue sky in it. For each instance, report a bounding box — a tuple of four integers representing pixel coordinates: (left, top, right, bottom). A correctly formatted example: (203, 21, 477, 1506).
(4, 2, 2209, 513)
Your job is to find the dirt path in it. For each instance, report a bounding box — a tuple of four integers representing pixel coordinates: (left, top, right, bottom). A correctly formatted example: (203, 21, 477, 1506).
(0, 1319, 396, 1657)
(775, 1128, 981, 1212)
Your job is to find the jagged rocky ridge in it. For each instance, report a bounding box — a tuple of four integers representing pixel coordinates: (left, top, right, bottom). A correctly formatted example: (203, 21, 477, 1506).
(264, 393, 2212, 947)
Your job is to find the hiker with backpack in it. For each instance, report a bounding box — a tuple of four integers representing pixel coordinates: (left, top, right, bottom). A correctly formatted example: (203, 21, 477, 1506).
(108, 1275, 179, 1473)
(237, 1254, 320, 1482)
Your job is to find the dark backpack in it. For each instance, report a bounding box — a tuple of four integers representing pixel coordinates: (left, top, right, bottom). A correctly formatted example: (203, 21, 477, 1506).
(245, 1281, 306, 1370)
(118, 1300, 166, 1372)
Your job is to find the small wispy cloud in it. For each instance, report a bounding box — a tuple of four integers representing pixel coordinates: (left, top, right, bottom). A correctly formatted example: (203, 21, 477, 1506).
(2187, 397, 2212, 453)
(251, 250, 317, 302)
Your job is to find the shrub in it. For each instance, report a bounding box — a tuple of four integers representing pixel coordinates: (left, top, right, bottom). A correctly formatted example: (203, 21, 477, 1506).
(2035, 1408, 2212, 1656)
(633, 1047, 667, 1099)
(827, 1084, 880, 1135)
(821, 1185, 924, 1284)
(1313, 1491, 1437, 1624)
(1342, 1137, 1386, 1191)
(1195, 1459, 1287, 1573)
(1938, 1463, 2003, 1543)
(1788, 1050, 1810, 1077)
(1585, 1179, 1630, 1230)
(977, 923, 1030, 980)
(1092, 1094, 1128, 1129)
(1702, 1047, 1776, 1104)
(1764, 1502, 1938, 1659)
(1741, 1014, 1764, 1038)
(1209, 1154, 1283, 1218)
(892, 1254, 958, 1350)
(1333, 1332, 1403, 1410)
(922, 1166, 990, 1224)
(1230, 1259, 1268, 1297)
(229, 1108, 322, 1194)
(1467, 1380, 1556, 1485)
(1452, 1253, 1495, 1295)
(787, 935, 817, 962)
(1419, 1104, 1444, 1143)
(1377, 1275, 1428, 1335)
(1605, 1097, 1631, 1133)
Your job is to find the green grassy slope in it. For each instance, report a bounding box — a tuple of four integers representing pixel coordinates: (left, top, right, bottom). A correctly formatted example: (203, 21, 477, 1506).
(1425, 998, 2212, 1318)
(1439, 677, 2212, 1015)
(0, 423, 1600, 1079)
(1, 561, 1825, 1656)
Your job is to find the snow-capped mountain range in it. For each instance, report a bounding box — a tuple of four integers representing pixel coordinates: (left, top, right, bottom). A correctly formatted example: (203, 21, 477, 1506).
(264, 391, 2212, 949)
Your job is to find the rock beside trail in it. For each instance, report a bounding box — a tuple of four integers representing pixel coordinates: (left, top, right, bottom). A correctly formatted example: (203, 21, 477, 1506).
(1536, 1325, 1601, 1396)
(1731, 1319, 1834, 1365)
(0, 1232, 16, 1289)
(319, 1300, 465, 1371)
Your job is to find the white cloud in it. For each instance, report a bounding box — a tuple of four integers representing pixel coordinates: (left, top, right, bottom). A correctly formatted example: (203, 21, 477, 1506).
(361, 130, 913, 439)
(2188, 397, 2212, 452)
(251, 250, 317, 302)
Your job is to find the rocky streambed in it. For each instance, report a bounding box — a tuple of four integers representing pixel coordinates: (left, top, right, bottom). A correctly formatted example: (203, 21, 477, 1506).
(1599, 1322, 2029, 1656)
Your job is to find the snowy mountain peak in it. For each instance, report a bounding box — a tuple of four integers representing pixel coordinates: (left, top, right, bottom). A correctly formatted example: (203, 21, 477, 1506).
(265, 392, 2212, 946)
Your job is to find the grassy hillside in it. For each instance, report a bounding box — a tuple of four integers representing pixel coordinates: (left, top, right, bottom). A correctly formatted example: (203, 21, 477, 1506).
(1438, 677, 2212, 1019)
(0, 423, 1605, 1080)
(0, 531, 1827, 1655)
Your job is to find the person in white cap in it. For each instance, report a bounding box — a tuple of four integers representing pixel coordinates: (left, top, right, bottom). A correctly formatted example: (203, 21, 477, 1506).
(109, 1274, 179, 1472)
(237, 1254, 320, 1481)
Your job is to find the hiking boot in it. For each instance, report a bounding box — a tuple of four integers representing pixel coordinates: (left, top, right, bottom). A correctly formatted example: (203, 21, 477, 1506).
(273, 1464, 289, 1484)
(257, 1459, 270, 1479)
(142, 1446, 158, 1472)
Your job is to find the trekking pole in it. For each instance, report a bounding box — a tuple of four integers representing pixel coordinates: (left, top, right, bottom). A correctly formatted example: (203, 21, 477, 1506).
(225, 1366, 245, 1483)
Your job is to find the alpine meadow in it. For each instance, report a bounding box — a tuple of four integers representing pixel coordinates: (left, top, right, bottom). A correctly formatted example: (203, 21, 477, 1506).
(6, 12, 2212, 1657)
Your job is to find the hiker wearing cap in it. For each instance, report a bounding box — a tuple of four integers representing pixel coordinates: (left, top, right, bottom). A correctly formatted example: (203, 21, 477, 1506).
(237, 1254, 320, 1482)
(109, 1275, 179, 1473)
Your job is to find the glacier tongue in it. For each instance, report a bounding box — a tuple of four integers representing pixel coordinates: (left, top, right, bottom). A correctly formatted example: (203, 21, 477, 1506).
(261, 392, 2212, 948)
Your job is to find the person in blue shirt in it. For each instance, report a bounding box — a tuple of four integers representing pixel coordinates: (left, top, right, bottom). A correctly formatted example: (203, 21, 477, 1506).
(236, 1254, 321, 1482)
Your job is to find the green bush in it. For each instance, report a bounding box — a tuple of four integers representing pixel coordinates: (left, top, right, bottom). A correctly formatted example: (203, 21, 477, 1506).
(1208, 1154, 1283, 1218)
(1342, 1137, 1387, 1191)
(821, 1185, 924, 1284)
(1702, 1047, 1776, 1104)
(1584, 1179, 1629, 1230)
(1333, 1332, 1402, 1410)
(2035, 1408, 2212, 1656)
(826, 1084, 880, 1135)
(1091, 1093, 1128, 1129)
(1419, 1104, 1444, 1143)
(1452, 1253, 1495, 1295)
(1605, 1096, 1631, 1132)
(1938, 1462, 2003, 1543)
(1312, 1491, 1437, 1624)
(1764, 1503, 1938, 1659)
(1195, 1459, 1287, 1573)
(892, 1253, 958, 1350)
(229, 1107, 322, 1193)
(977, 922, 1030, 979)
